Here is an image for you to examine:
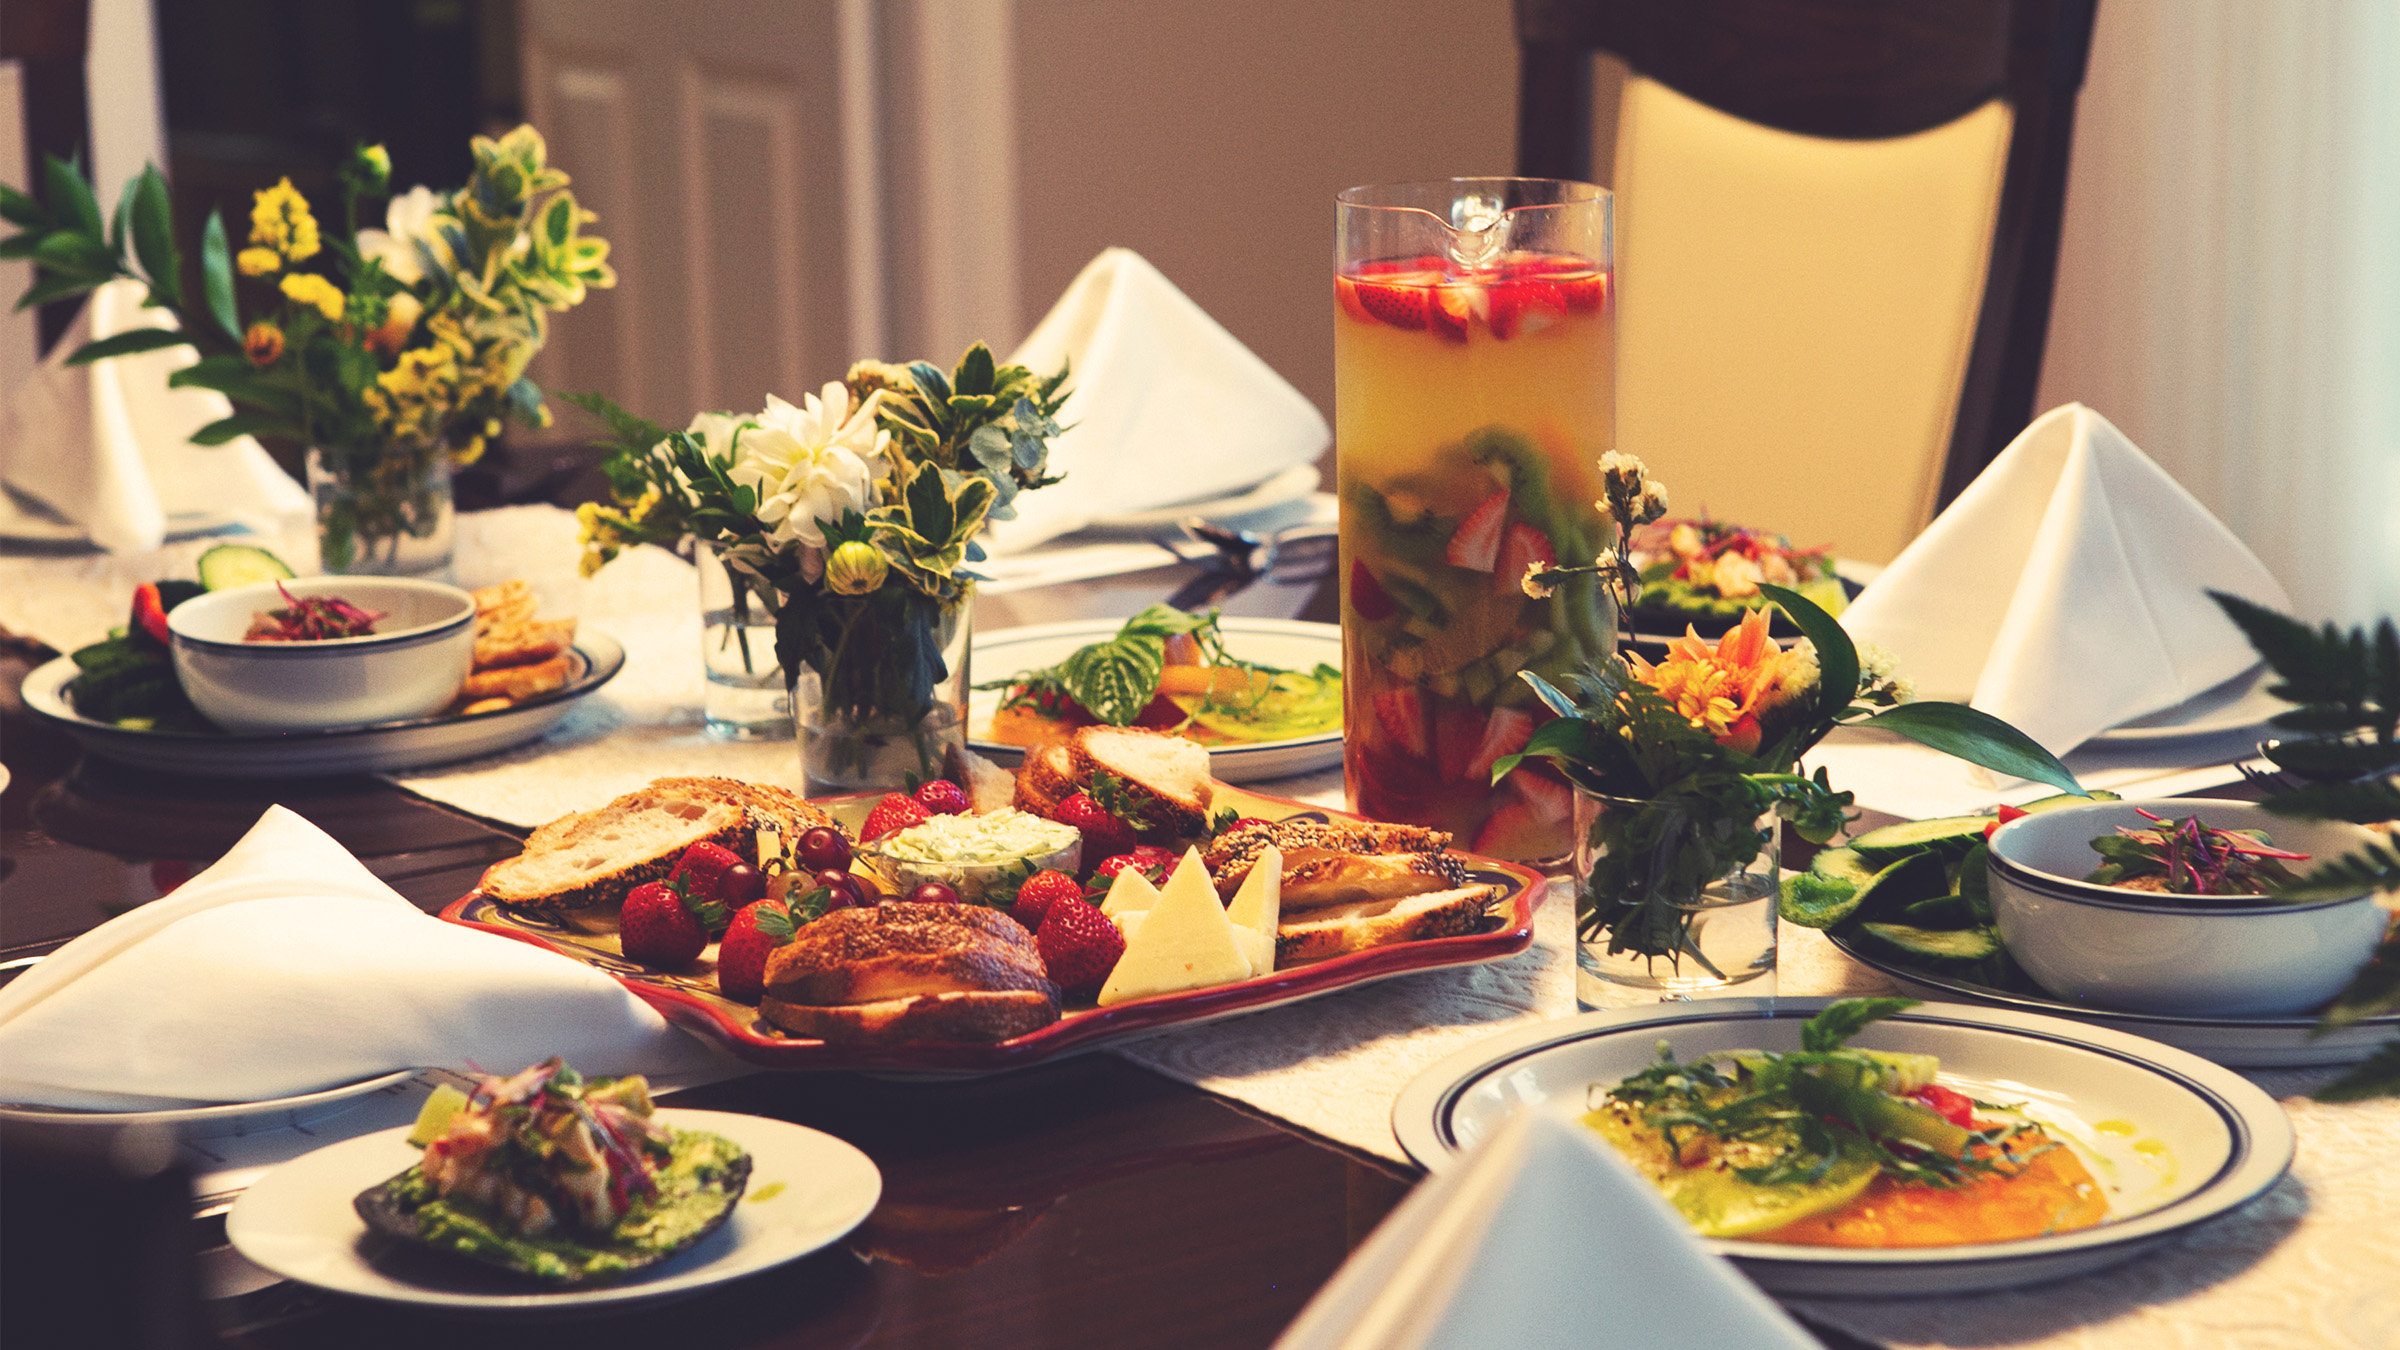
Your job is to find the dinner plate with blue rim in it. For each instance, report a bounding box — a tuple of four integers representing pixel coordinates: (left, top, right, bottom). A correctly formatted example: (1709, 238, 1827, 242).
(1392, 998, 2292, 1296)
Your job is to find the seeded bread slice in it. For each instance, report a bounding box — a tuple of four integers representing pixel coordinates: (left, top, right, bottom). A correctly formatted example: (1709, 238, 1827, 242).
(484, 786, 748, 932)
(1274, 884, 1503, 965)
(645, 776, 842, 863)
(759, 990, 1059, 1044)
(1067, 726, 1212, 839)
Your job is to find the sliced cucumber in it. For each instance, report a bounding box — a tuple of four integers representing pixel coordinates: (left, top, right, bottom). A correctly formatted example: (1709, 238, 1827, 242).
(1779, 872, 1860, 930)
(197, 543, 296, 591)
(1859, 922, 2002, 962)
(1848, 816, 1991, 861)
(1955, 841, 1994, 922)
(1852, 849, 1952, 923)
(1898, 892, 1975, 928)
(2015, 789, 2121, 813)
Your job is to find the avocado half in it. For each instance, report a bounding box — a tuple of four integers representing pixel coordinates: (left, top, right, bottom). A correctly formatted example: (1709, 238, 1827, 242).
(353, 1127, 752, 1285)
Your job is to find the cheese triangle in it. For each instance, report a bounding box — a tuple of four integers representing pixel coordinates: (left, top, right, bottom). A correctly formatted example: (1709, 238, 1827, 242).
(1097, 847, 1250, 1005)
(1225, 844, 1282, 933)
(1098, 866, 1162, 917)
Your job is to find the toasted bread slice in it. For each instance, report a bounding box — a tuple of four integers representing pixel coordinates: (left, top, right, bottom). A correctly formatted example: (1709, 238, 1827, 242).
(483, 788, 748, 931)
(760, 989, 1060, 1044)
(458, 652, 572, 703)
(944, 743, 1019, 814)
(1068, 726, 1211, 839)
(1274, 884, 1502, 965)
(475, 616, 577, 670)
(472, 580, 537, 629)
(762, 902, 1050, 1006)
(1013, 742, 1077, 818)
(647, 776, 841, 861)
(1204, 820, 1464, 909)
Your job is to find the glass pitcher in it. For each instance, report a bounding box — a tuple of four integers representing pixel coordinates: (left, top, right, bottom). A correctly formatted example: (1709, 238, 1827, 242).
(1335, 179, 1616, 862)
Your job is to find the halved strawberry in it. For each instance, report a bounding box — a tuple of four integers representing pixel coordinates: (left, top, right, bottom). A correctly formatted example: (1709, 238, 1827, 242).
(1443, 492, 1510, 572)
(1493, 523, 1557, 595)
(1352, 279, 1432, 331)
(1334, 275, 1376, 325)
(1465, 706, 1536, 782)
(1471, 799, 1544, 858)
(1429, 283, 1481, 342)
(1372, 687, 1431, 760)
(1510, 765, 1575, 827)
(1348, 560, 1399, 622)
(1489, 279, 1567, 340)
(1433, 700, 1485, 781)
(1560, 272, 1609, 315)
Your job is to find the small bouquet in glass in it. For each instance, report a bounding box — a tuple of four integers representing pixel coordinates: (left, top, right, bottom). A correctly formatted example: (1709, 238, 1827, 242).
(1503, 454, 2081, 1002)
(571, 345, 1069, 789)
(1, 129, 613, 572)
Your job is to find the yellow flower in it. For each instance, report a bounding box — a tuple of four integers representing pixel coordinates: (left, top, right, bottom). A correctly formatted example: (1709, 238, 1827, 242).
(572, 487, 662, 576)
(248, 178, 320, 263)
(243, 322, 284, 367)
(1627, 608, 1811, 754)
(236, 247, 282, 277)
(279, 273, 345, 322)
(825, 540, 890, 596)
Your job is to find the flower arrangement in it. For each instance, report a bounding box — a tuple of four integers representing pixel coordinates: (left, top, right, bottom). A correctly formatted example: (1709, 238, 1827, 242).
(1505, 453, 2082, 970)
(0, 129, 613, 569)
(568, 345, 1069, 786)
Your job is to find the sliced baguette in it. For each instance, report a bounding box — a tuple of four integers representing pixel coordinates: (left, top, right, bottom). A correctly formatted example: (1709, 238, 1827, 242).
(647, 776, 841, 862)
(759, 989, 1059, 1044)
(482, 787, 748, 931)
(1068, 725, 1212, 838)
(1274, 884, 1502, 965)
(1013, 742, 1077, 818)
(943, 743, 1019, 813)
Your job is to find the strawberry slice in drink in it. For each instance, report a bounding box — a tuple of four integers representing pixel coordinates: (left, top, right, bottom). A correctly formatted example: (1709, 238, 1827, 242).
(1465, 706, 1535, 782)
(1429, 283, 1482, 343)
(1493, 523, 1557, 595)
(1372, 687, 1432, 760)
(1488, 279, 1567, 340)
(1348, 559, 1399, 622)
(1433, 700, 1486, 780)
(1444, 491, 1511, 572)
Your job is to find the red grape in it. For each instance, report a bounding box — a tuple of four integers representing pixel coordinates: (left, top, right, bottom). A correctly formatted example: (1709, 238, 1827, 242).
(906, 881, 960, 906)
(795, 826, 853, 872)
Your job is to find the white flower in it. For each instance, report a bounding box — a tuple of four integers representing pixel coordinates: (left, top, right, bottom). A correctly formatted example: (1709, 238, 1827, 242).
(683, 411, 751, 464)
(356, 186, 445, 287)
(730, 383, 889, 550)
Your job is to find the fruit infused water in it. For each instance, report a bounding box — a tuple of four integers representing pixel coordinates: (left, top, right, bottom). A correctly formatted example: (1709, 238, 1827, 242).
(1335, 180, 1614, 861)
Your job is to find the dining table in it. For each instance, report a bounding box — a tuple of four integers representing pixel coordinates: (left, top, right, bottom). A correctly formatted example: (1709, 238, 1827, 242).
(4, 501, 2396, 1350)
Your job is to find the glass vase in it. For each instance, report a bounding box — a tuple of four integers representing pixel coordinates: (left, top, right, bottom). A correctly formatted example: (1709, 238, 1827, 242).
(696, 542, 791, 740)
(306, 444, 455, 577)
(1572, 788, 1778, 1010)
(793, 587, 971, 795)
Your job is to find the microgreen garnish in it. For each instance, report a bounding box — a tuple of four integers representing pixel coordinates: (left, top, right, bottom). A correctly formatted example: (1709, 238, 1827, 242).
(2086, 809, 2309, 896)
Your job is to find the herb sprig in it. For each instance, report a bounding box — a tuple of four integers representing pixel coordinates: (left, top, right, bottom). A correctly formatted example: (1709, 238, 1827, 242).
(983, 604, 1268, 728)
(2086, 809, 2310, 896)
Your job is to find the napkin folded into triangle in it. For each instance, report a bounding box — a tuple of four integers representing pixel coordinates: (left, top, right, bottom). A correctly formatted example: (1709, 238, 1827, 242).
(0, 278, 311, 554)
(0, 806, 716, 1110)
(990, 247, 1329, 553)
(1840, 402, 2291, 755)
(1273, 1110, 1813, 1350)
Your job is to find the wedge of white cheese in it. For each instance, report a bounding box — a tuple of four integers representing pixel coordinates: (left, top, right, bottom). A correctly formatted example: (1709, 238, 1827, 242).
(1097, 847, 1251, 1006)
(1099, 866, 1162, 917)
(1224, 844, 1282, 977)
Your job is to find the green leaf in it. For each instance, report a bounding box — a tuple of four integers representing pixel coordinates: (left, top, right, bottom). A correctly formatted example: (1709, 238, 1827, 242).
(15, 271, 98, 311)
(1492, 715, 1600, 783)
(32, 231, 114, 274)
(64, 328, 190, 365)
(2273, 839, 2400, 904)
(2259, 781, 2400, 825)
(1800, 997, 1919, 1053)
(952, 341, 996, 396)
(2211, 590, 2372, 708)
(1060, 634, 1166, 725)
(1758, 582, 1859, 728)
(1778, 872, 1861, 930)
(43, 154, 105, 242)
(1519, 669, 1582, 719)
(0, 182, 44, 228)
(2319, 929, 2400, 1030)
(1119, 603, 1213, 639)
(199, 210, 240, 339)
(2313, 1039, 2400, 1102)
(1857, 701, 2083, 796)
(188, 410, 287, 446)
(0, 234, 42, 260)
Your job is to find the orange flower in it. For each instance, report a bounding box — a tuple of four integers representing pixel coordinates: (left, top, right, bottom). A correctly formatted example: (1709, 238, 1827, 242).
(1628, 608, 1809, 752)
(243, 322, 285, 367)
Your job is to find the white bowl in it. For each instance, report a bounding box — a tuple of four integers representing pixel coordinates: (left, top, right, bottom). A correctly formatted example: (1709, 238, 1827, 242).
(1987, 798, 2391, 1017)
(168, 577, 477, 733)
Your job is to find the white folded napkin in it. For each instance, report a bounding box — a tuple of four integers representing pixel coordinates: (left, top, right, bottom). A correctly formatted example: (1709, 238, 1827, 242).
(0, 278, 311, 553)
(0, 806, 717, 1110)
(1273, 1110, 1813, 1350)
(1839, 402, 2292, 754)
(991, 247, 1329, 553)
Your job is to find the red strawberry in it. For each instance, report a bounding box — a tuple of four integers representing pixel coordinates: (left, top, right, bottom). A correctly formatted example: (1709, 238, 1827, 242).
(1348, 560, 1399, 622)
(1433, 700, 1485, 781)
(1349, 278, 1433, 331)
(1092, 844, 1179, 887)
(620, 879, 715, 966)
(716, 898, 797, 1002)
(1333, 275, 1376, 325)
(1052, 791, 1137, 864)
(1488, 279, 1566, 340)
(862, 792, 930, 841)
(1444, 491, 1511, 572)
(1559, 271, 1609, 315)
(1037, 899, 1126, 997)
(1372, 687, 1431, 760)
(1465, 706, 1536, 782)
(1429, 283, 1480, 342)
(1494, 523, 1557, 595)
(669, 842, 763, 927)
(131, 583, 172, 646)
(1009, 869, 1084, 932)
(1509, 765, 1575, 827)
(914, 778, 970, 816)
(1471, 799, 1544, 859)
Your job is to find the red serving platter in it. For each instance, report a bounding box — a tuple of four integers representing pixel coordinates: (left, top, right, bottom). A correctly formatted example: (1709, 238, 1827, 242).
(439, 784, 1543, 1074)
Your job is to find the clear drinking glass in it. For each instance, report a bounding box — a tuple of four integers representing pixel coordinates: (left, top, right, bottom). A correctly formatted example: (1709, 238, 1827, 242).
(1572, 790, 1779, 1010)
(697, 541, 791, 740)
(1335, 179, 1617, 862)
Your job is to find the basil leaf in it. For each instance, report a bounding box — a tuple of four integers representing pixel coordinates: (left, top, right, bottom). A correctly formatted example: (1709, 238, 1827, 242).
(1061, 634, 1164, 725)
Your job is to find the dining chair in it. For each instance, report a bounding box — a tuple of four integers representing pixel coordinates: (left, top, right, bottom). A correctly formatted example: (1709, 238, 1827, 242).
(1515, 0, 2097, 564)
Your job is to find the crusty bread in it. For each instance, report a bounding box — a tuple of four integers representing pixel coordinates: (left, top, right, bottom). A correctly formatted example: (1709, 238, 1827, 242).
(944, 743, 1019, 814)
(1013, 742, 1077, 818)
(1067, 726, 1212, 838)
(760, 990, 1059, 1044)
(1204, 820, 1464, 910)
(645, 776, 839, 862)
(458, 652, 572, 703)
(472, 580, 537, 629)
(1274, 885, 1502, 964)
(474, 616, 576, 670)
(483, 786, 749, 931)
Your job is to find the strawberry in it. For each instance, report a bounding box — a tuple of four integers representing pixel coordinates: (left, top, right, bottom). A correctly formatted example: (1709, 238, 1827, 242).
(1559, 271, 1609, 315)
(1493, 523, 1557, 596)
(1509, 765, 1575, 827)
(1429, 282, 1480, 342)
(1488, 279, 1566, 340)
(1052, 791, 1136, 864)
(668, 842, 763, 926)
(1372, 687, 1431, 760)
(1093, 844, 1179, 886)
(1465, 706, 1536, 782)
(1333, 274, 1376, 326)
(131, 583, 172, 646)
(862, 792, 930, 841)
(1470, 799, 1545, 859)
(1008, 869, 1084, 932)
(1983, 804, 2030, 839)
(619, 879, 719, 966)
(1348, 277, 1433, 331)
(716, 898, 798, 1002)
(913, 778, 970, 816)
(1443, 491, 1510, 572)
(1348, 560, 1399, 622)
(1037, 899, 1126, 997)
(1433, 700, 1485, 781)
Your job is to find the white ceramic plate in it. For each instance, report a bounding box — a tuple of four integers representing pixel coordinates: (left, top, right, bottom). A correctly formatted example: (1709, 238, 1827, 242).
(1085, 463, 1321, 531)
(968, 618, 1342, 784)
(1392, 998, 2293, 1296)
(2090, 664, 2289, 743)
(19, 631, 624, 778)
(0, 1069, 414, 1140)
(227, 1108, 881, 1313)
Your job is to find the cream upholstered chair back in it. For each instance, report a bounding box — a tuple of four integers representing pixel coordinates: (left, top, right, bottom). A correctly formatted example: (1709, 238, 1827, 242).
(1516, 0, 2097, 563)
